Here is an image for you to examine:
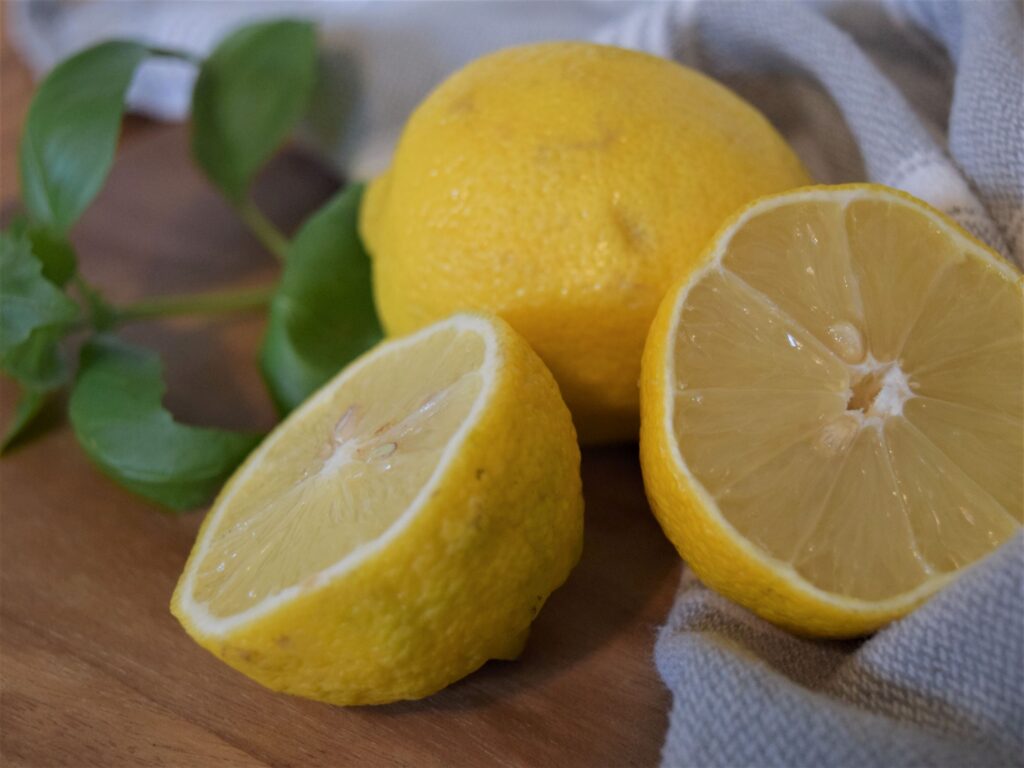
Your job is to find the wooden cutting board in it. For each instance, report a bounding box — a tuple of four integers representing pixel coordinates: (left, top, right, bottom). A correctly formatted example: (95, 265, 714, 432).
(0, 44, 680, 768)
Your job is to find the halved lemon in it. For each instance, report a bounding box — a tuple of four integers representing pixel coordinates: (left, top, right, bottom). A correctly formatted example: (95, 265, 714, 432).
(172, 313, 583, 704)
(640, 184, 1022, 637)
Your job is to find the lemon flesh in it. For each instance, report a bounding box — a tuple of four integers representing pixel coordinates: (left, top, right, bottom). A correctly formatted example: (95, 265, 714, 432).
(191, 324, 486, 621)
(641, 185, 1022, 635)
(173, 314, 583, 704)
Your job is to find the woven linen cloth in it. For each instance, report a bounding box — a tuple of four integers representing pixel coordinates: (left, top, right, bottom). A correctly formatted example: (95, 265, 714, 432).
(8, 2, 1023, 765)
(657, 533, 1024, 767)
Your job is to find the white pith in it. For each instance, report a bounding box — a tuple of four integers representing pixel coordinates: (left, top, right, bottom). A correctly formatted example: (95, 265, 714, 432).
(661, 186, 1018, 612)
(178, 314, 500, 636)
(846, 355, 914, 425)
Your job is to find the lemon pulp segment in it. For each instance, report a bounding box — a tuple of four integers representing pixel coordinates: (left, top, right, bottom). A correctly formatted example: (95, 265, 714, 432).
(670, 189, 1022, 603)
(188, 323, 489, 623)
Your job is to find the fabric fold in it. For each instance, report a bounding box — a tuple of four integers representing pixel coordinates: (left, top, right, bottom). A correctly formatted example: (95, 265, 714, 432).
(656, 535, 1024, 767)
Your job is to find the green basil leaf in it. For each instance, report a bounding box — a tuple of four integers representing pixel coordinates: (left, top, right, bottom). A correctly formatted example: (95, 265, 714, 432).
(191, 20, 317, 201)
(0, 232, 77, 360)
(1, 387, 51, 454)
(2, 327, 69, 391)
(0, 232, 72, 448)
(27, 227, 77, 286)
(1, 327, 71, 454)
(260, 184, 383, 413)
(69, 337, 262, 510)
(19, 41, 149, 232)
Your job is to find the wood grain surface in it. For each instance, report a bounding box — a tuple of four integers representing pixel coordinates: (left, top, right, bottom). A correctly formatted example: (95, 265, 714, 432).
(0, 40, 680, 768)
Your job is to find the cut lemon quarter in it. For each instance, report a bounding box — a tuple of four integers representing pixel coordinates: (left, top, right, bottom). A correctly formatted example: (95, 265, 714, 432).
(640, 184, 1022, 637)
(172, 313, 583, 704)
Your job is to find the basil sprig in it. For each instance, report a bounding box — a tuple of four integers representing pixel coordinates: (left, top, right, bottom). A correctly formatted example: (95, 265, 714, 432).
(1, 20, 383, 510)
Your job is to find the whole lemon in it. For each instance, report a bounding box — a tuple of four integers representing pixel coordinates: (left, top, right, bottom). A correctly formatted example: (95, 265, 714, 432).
(360, 42, 809, 443)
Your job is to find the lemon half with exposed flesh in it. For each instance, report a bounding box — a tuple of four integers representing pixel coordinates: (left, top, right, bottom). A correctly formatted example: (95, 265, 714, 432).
(640, 184, 1022, 637)
(172, 313, 583, 704)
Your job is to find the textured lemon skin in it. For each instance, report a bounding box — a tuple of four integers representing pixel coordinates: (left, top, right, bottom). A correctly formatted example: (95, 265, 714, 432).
(171, 316, 583, 705)
(638, 184, 1021, 638)
(361, 42, 809, 443)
